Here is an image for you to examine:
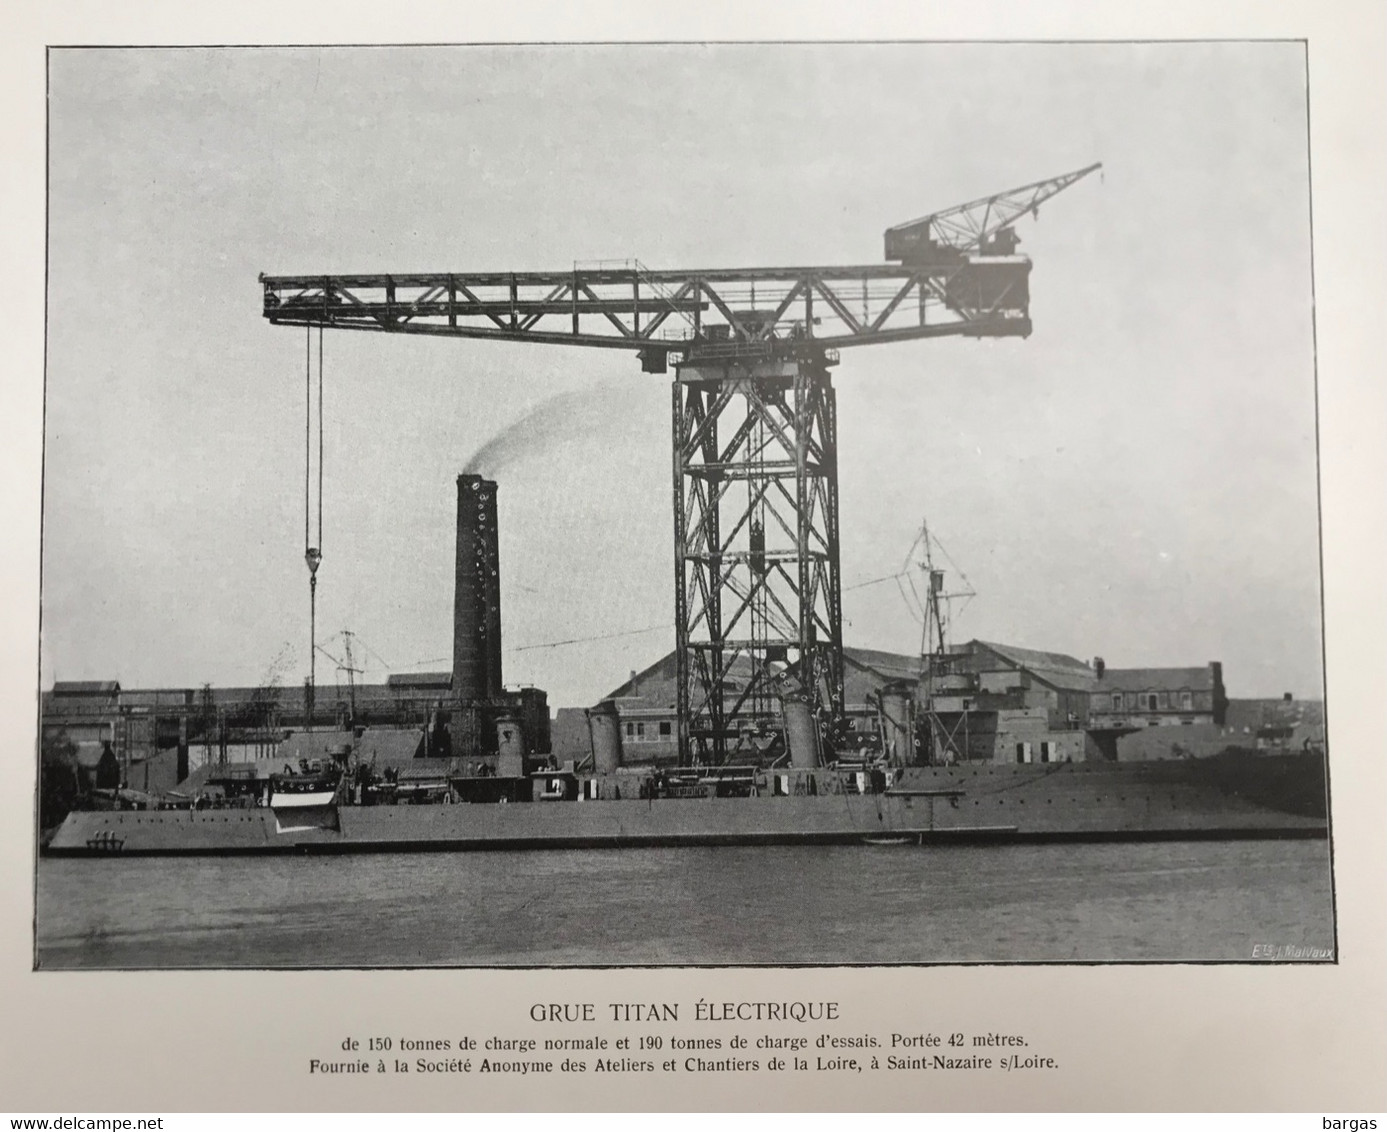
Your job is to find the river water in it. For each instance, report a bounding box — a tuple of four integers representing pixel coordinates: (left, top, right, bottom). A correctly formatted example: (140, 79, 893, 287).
(35, 840, 1335, 968)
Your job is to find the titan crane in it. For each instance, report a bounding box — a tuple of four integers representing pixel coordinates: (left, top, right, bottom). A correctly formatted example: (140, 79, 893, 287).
(260, 163, 1100, 767)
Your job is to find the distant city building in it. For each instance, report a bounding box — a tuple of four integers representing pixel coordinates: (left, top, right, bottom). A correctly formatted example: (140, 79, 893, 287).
(1086, 661, 1228, 729)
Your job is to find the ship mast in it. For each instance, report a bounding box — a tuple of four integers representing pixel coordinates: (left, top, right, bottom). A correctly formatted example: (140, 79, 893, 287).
(316, 630, 364, 731)
(911, 520, 974, 764)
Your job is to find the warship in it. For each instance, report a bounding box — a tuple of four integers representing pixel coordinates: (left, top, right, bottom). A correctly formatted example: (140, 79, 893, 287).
(44, 746, 1327, 856)
(43, 701, 1325, 854)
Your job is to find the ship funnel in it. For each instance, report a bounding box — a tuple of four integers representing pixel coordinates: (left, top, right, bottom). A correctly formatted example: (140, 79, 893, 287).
(495, 712, 525, 777)
(879, 681, 915, 767)
(780, 687, 821, 769)
(586, 700, 623, 773)
(453, 474, 503, 704)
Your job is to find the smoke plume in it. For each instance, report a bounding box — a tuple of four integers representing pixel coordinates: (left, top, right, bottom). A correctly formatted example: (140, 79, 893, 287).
(462, 384, 630, 476)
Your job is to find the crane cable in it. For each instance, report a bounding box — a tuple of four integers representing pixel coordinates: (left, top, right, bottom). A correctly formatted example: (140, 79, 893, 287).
(317, 325, 323, 556)
(305, 326, 324, 717)
(304, 326, 310, 553)
(306, 324, 323, 556)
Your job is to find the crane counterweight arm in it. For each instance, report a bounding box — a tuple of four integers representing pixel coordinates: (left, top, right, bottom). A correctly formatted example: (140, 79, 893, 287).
(884, 162, 1101, 264)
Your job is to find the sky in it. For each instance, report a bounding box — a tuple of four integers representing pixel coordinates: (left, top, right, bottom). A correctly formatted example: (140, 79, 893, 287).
(40, 42, 1322, 706)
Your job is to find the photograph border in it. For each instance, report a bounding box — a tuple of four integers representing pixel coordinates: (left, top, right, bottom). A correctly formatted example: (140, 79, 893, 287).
(3, 2, 1383, 1113)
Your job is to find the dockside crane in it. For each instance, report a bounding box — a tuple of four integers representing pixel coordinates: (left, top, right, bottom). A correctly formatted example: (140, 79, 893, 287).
(260, 163, 1100, 767)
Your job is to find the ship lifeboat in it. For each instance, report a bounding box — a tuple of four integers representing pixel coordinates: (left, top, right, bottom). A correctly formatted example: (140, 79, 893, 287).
(268, 761, 342, 809)
(268, 777, 341, 809)
(268, 763, 343, 833)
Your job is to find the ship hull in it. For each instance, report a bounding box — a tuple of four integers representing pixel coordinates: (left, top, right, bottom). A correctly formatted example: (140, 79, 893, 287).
(44, 752, 1327, 856)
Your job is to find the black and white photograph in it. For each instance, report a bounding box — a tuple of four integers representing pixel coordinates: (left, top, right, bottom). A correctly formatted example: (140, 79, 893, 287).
(34, 41, 1335, 970)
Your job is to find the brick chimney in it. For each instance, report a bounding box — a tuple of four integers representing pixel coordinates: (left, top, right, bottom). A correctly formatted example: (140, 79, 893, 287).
(453, 474, 503, 703)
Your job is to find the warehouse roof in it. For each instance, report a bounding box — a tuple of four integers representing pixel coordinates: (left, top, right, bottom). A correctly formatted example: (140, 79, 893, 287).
(1095, 666, 1217, 693)
(277, 729, 357, 762)
(600, 646, 929, 711)
(385, 672, 452, 689)
(52, 680, 121, 697)
(975, 640, 1092, 674)
(354, 728, 426, 762)
(844, 647, 926, 684)
(391, 759, 458, 782)
(970, 641, 1100, 692)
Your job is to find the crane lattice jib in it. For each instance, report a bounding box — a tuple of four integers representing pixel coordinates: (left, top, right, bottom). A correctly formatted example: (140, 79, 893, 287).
(884, 163, 1102, 263)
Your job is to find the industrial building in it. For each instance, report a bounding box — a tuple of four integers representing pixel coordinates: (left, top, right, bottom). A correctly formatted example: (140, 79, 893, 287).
(543, 640, 1237, 768)
(40, 640, 1246, 795)
(40, 472, 551, 793)
(38, 455, 1271, 795)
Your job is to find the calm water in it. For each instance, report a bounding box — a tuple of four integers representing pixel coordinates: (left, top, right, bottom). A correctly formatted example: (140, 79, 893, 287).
(35, 840, 1335, 968)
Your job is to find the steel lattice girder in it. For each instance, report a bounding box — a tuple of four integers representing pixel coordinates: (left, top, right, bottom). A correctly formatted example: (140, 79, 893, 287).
(260, 262, 1032, 359)
(673, 357, 843, 766)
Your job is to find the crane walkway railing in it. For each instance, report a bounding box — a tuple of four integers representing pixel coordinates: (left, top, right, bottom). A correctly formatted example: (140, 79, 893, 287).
(573, 257, 700, 336)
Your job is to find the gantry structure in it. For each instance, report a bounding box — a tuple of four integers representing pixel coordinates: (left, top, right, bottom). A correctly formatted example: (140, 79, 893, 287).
(261, 163, 1099, 766)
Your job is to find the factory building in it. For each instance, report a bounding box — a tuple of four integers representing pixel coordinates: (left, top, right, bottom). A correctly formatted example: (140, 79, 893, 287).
(923, 640, 1104, 763)
(554, 640, 1245, 767)
(46, 681, 122, 744)
(40, 471, 551, 792)
(40, 675, 552, 778)
(559, 647, 941, 767)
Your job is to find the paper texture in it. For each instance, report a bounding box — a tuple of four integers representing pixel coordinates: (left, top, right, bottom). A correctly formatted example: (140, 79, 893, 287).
(2, 2, 1384, 1113)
